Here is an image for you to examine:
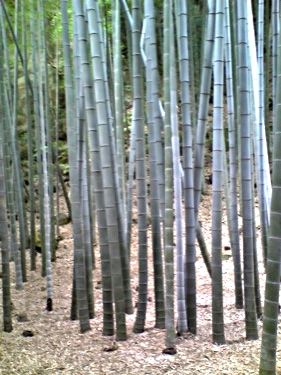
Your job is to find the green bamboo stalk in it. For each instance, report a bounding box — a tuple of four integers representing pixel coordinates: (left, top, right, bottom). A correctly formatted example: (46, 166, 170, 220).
(175, 0, 197, 334)
(30, 0, 46, 278)
(144, 0, 165, 330)
(86, 0, 127, 341)
(70, 3, 91, 331)
(211, 0, 225, 345)
(112, 0, 127, 241)
(163, 0, 175, 350)
(259, 7, 281, 372)
(132, 0, 148, 334)
(236, 0, 258, 341)
(37, 0, 53, 308)
(0, 32, 14, 332)
(22, 0, 36, 270)
(224, 0, 243, 309)
(10, 0, 27, 282)
(193, 0, 215, 275)
(73, 0, 96, 320)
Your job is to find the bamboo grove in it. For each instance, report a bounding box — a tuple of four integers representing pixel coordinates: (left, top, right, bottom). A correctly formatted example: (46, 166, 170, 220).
(0, 1, 280, 374)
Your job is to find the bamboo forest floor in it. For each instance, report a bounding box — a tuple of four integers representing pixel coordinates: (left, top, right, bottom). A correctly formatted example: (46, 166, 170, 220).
(1, 187, 281, 375)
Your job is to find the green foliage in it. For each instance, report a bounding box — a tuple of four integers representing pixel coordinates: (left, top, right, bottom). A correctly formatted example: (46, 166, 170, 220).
(98, 0, 112, 35)
(56, 140, 69, 176)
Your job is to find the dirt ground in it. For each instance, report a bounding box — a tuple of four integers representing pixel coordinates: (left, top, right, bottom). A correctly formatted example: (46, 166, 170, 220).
(0, 186, 281, 375)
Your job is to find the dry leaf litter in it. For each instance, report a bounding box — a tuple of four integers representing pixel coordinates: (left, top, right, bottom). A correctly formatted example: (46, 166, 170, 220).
(0, 185, 281, 375)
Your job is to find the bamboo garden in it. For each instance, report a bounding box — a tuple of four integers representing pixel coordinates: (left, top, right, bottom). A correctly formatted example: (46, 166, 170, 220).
(0, 0, 281, 374)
